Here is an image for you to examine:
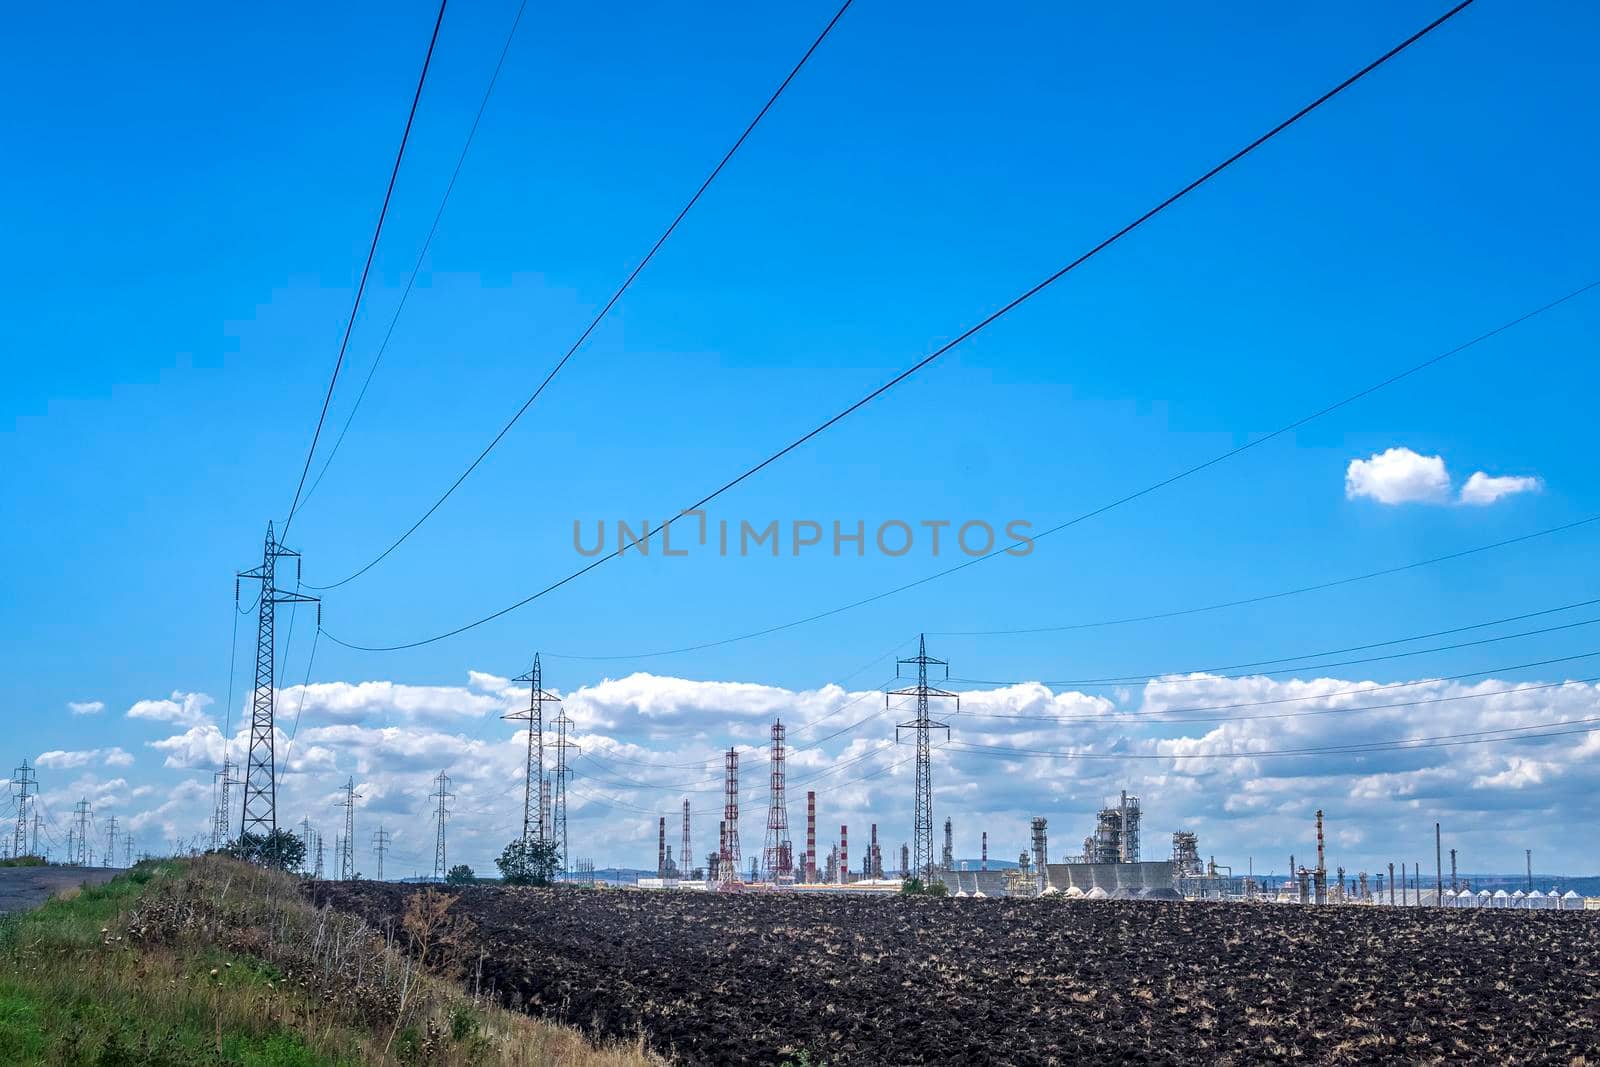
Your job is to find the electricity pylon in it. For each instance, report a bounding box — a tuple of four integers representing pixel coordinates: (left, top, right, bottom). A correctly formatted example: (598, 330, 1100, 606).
(504, 654, 559, 844)
(9, 760, 37, 859)
(371, 825, 391, 882)
(72, 799, 93, 866)
(103, 814, 118, 868)
(237, 522, 319, 844)
(431, 770, 453, 881)
(888, 634, 958, 881)
(334, 777, 361, 879)
(550, 707, 579, 877)
(212, 759, 240, 852)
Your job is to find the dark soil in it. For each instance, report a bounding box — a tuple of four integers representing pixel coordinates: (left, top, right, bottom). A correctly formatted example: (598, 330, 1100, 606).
(309, 883, 1600, 1066)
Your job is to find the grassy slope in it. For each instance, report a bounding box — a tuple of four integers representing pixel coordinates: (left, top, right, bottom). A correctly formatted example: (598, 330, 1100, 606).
(0, 860, 656, 1066)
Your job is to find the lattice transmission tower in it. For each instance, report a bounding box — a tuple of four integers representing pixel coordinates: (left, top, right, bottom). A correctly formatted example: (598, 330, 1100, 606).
(335, 777, 361, 880)
(431, 770, 453, 880)
(761, 720, 792, 881)
(550, 707, 579, 877)
(211, 759, 240, 852)
(72, 799, 93, 866)
(103, 815, 118, 868)
(237, 522, 319, 845)
(372, 825, 390, 881)
(504, 653, 559, 844)
(889, 634, 957, 881)
(9, 760, 37, 859)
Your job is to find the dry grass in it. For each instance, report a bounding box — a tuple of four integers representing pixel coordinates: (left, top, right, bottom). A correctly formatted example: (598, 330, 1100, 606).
(0, 857, 657, 1066)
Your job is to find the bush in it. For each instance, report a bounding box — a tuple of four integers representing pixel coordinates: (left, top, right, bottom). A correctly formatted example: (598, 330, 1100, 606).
(445, 864, 476, 885)
(496, 839, 560, 887)
(224, 829, 306, 873)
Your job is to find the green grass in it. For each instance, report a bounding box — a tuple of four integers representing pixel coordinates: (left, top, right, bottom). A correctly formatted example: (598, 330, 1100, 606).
(0, 856, 47, 869)
(0, 862, 344, 1065)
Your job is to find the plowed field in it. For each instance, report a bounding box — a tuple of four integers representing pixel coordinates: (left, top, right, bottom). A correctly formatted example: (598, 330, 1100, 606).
(310, 883, 1600, 1065)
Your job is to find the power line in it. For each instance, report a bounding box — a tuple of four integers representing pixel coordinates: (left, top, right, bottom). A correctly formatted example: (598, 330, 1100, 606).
(321, 0, 1482, 652)
(283, 0, 452, 537)
(309, 0, 856, 590)
(948, 598, 1600, 688)
(934, 515, 1600, 638)
(552, 293, 1597, 663)
(298, 0, 531, 512)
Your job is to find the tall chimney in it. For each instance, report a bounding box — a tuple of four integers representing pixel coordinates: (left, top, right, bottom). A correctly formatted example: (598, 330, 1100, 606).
(806, 791, 817, 883)
(869, 823, 880, 879)
(657, 817, 667, 878)
(1435, 823, 1443, 906)
(682, 798, 691, 880)
(840, 824, 848, 885)
(981, 831, 988, 871)
(1449, 848, 1457, 892)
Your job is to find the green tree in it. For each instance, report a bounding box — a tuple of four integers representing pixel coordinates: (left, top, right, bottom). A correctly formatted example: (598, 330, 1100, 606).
(496, 838, 560, 886)
(445, 863, 476, 885)
(225, 829, 306, 873)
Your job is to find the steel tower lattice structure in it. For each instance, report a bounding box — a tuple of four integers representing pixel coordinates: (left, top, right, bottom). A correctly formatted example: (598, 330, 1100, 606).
(505, 654, 559, 844)
(431, 770, 453, 880)
(761, 720, 792, 881)
(372, 825, 391, 881)
(9, 760, 37, 860)
(681, 798, 691, 880)
(237, 522, 319, 844)
(888, 634, 957, 881)
(550, 707, 578, 877)
(335, 777, 361, 880)
(212, 759, 240, 852)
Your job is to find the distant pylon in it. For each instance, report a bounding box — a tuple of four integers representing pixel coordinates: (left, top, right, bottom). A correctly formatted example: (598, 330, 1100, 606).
(505, 654, 559, 845)
(761, 720, 792, 881)
(211, 759, 240, 852)
(718, 748, 742, 889)
(431, 770, 454, 881)
(551, 705, 579, 878)
(237, 522, 319, 845)
(72, 798, 93, 866)
(335, 777, 361, 880)
(9, 760, 37, 859)
(372, 825, 391, 881)
(889, 634, 957, 881)
(103, 814, 118, 868)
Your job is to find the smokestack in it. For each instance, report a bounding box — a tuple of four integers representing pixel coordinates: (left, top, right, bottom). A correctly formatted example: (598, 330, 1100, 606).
(870, 823, 880, 880)
(840, 824, 848, 885)
(1388, 861, 1395, 905)
(682, 798, 690, 880)
(1435, 823, 1443, 907)
(1449, 848, 1457, 892)
(981, 831, 988, 871)
(806, 791, 817, 884)
(657, 817, 667, 878)
(1526, 849, 1533, 892)
(1315, 810, 1325, 874)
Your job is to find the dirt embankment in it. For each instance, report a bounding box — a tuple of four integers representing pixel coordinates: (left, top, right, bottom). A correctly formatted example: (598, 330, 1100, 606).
(310, 881, 1600, 1065)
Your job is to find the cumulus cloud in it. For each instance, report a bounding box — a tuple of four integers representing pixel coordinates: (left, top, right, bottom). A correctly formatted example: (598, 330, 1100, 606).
(1345, 447, 1542, 507)
(1345, 447, 1451, 504)
(116, 667, 1600, 874)
(36, 747, 133, 770)
(1459, 471, 1543, 506)
(67, 700, 104, 716)
(127, 691, 214, 726)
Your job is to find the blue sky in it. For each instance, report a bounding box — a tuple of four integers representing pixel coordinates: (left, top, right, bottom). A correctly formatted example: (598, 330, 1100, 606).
(3, 0, 1598, 875)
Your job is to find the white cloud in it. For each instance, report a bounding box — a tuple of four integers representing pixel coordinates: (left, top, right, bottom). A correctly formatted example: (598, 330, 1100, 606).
(36, 747, 133, 770)
(127, 691, 214, 726)
(118, 667, 1600, 875)
(1459, 471, 1542, 506)
(1345, 448, 1543, 508)
(67, 700, 104, 716)
(1345, 447, 1451, 504)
